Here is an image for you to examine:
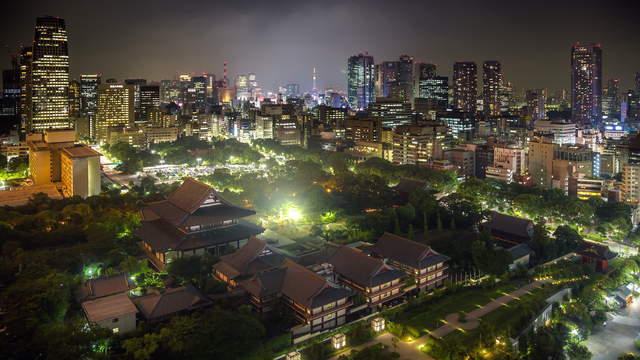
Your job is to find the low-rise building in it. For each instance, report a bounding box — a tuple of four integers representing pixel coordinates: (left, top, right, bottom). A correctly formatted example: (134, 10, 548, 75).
(482, 212, 534, 245)
(132, 285, 212, 322)
(136, 178, 263, 269)
(81, 293, 138, 334)
(214, 237, 351, 334)
(369, 232, 449, 291)
(327, 245, 405, 308)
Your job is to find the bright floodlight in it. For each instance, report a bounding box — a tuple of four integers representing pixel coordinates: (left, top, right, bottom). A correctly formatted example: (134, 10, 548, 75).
(287, 207, 302, 221)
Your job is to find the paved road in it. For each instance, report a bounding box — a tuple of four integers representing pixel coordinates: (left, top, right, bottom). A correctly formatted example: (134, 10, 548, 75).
(329, 281, 544, 360)
(587, 301, 640, 360)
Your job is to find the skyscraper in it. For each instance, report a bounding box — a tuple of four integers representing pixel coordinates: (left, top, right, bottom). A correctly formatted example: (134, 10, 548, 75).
(18, 47, 33, 127)
(396, 55, 414, 102)
(635, 72, 640, 94)
(482, 61, 503, 116)
(602, 78, 620, 119)
(375, 61, 398, 98)
(2, 57, 21, 127)
(525, 89, 546, 125)
(139, 85, 160, 122)
(571, 42, 602, 125)
(413, 63, 437, 99)
(29, 16, 71, 131)
(285, 83, 300, 98)
(415, 76, 449, 114)
(80, 74, 102, 117)
(453, 62, 477, 113)
(347, 53, 375, 110)
(96, 83, 134, 143)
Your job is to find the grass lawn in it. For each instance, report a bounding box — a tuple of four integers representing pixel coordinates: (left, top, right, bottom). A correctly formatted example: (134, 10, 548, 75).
(389, 281, 524, 336)
(426, 283, 559, 356)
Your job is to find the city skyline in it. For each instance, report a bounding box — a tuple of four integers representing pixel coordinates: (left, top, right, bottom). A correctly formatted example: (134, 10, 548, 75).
(1, 0, 639, 92)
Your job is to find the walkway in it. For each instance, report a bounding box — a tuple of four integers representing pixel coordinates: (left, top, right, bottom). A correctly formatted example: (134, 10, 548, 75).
(329, 280, 544, 360)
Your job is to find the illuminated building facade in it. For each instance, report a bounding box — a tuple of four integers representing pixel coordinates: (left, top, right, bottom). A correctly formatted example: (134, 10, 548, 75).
(139, 85, 160, 123)
(571, 42, 602, 125)
(482, 61, 502, 116)
(80, 74, 101, 117)
(368, 98, 412, 128)
(453, 62, 477, 112)
(375, 61, 398, 98)
(438, 110, 475, 140)
(96, 83, 134, 143)
(347, 53, 375, 110)
(528, 136, 555, 189)
(525, 89, 546, 125)
(29, 16, 71, 131)
(396, 55, 414, 102)
(392, 123, 448, 165)
(415, 76, 449, 115)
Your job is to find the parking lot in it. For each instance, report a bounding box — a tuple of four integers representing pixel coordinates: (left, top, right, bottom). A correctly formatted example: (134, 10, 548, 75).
(587, 301, 640, 359)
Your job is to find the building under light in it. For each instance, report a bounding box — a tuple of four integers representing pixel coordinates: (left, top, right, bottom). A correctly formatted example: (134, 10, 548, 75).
(483, 61, 503, 116)
(347, 53, 375, 110)
(96, 83, 134, 144)
(28, 16, 71, 132)
(571, 42, 602, 126)
(453, 62, 477, 113)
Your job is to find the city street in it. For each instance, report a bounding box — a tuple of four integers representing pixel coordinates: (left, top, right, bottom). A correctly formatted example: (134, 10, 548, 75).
(587, 301, 640, 360)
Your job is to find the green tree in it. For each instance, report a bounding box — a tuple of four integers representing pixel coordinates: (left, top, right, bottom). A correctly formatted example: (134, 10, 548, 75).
(123, 333, 161, 360)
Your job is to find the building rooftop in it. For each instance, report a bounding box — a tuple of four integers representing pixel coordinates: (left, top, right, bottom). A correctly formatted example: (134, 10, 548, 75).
(370, 232, 449, 269)
(240, 259, 349, 308)
(328, 245, 404, 287)
(132, 285, 212, 320)
(62, 145, 101, 158)
(482, 212, 534, 240)
(81, 292, 138, 323)
(0, 184, 62, 207)
(213, 236, 285, 280)
(76, 273, 133, 301)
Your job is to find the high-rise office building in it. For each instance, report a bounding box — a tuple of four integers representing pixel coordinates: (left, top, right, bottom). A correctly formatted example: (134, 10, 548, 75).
(285, 83, 300, 98)
(368, 98, 413, 128)
(68, 80, 81, 118)
(525, 89, 546, 125)
(413, 63, 437, 98)
(191, 76, 207, 113)
(2, 57, 21, 127)
(96, 83, 134, 143)
(396, 55, 414, 102)
(482, 61, 502, 116)
(375, 61, 398, 98)
(453, 62, 477, 113)
(415, 76, 449, 114)
(635, 72, 640, 94)
(29, 16, 71, 131)
(18, 47, 33, 127)
(347, 53, 375, 110)
(80, 74, 101, 117)
(602, 78, 620, 119)
(571, 42, 602, 125)
(139, 85, 160, 122)
(124, 79, 147, 122)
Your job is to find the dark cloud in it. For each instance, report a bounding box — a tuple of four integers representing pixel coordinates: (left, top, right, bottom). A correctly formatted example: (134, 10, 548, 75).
(2, 0, 639, 92)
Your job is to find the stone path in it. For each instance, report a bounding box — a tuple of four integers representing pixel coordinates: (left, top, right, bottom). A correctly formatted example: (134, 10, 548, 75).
(328, 280, 544, 360)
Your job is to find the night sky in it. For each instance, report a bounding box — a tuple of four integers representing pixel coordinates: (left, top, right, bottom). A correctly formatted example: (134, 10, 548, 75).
(2, 0, 639, 93)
